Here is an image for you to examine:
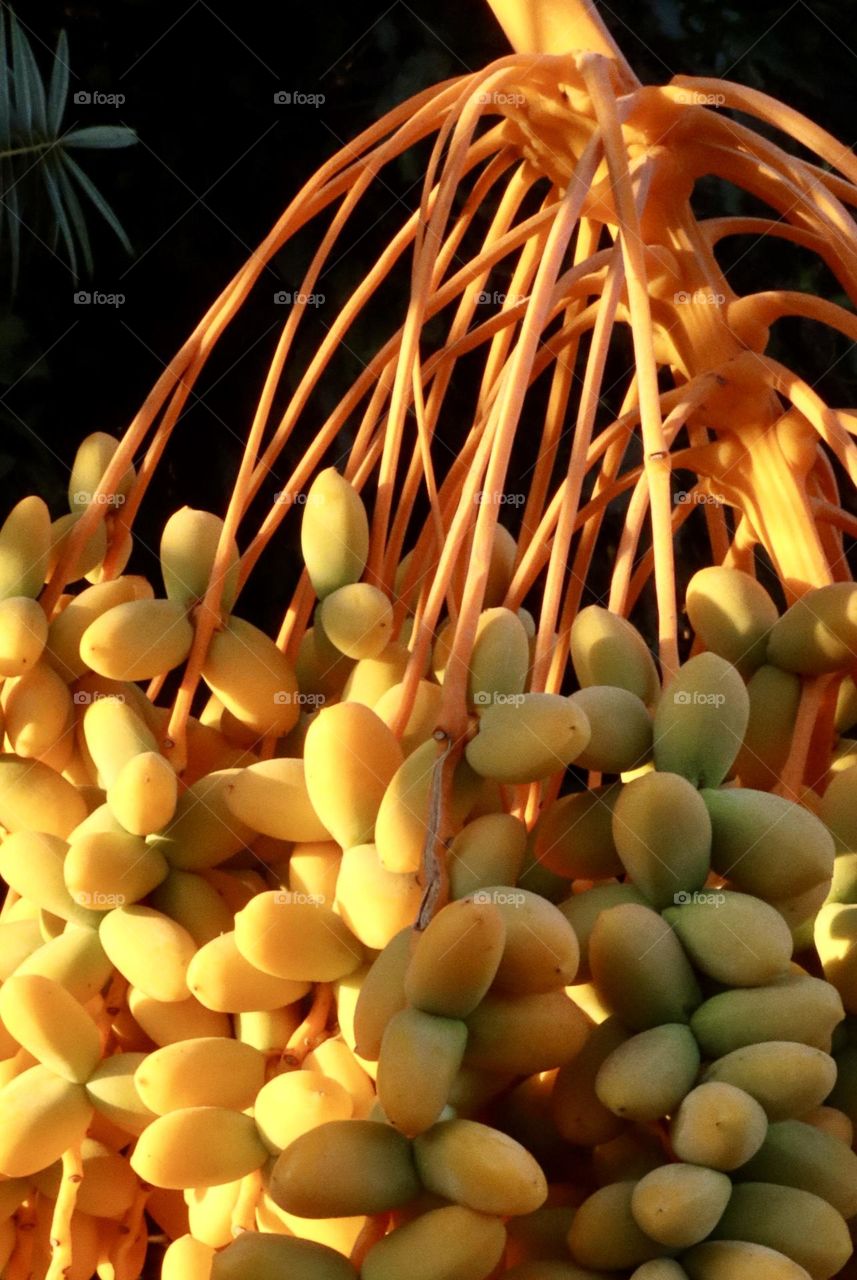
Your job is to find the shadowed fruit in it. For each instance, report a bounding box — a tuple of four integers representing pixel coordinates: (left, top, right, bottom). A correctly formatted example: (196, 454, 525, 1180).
(570, 606, 660, 703)
(405, 897, 506, 1018)
(377, 1008, 466, 1134)
(64, 829, 169, 909)
(568, 686, 653, 774)
(653, 653, 749, 788)
(703, 787, 834, 901)
(464, 989, 591, 1074)
(449, 813, 528, 897)
(630, 1164, 731, 1248)
(84, 1052, 156, 1136)
(670, 1082, 768, 1170)
(701, 1042, 836, 1120)
(592, 1129, 671, 1187)
(0, 830, 98, 926)
(32, 1136, 139, 1218)
(589, 903, 701, 1029)
(13, 924, 113, 1004)
(732, 1118, 857, 1218)
(82, 692, 159, 788)
(708, 1182, 851, 1279)
(0, 973, 101, 1083)
(374, 738, 439, 874)
(551, 1016, 628, 1146)
(211, 1232, 357, 1279)
(568, 1181, 665, 1270)
(128, 987, 230, 1045)
(99, 906, 197, 1003)
(631, 1263, 691, 1280)
(612, 771, 711, 910)
(162, 1235, 215, 1280)
(0, 757, 87, 837)
(0, 596, 47, 676)
(335, 842, 422, 950)
(360, 1204, 506, 1280)
(353, 927, 411, 1060)
(767, 583, 857, 674)
(733, 665, 801, 790)
(0, 496, 51, 600)
(269, 1120, 420, 1217)
(557, 883, 648, 981)
(319, 583, 394, 659)
(468, 607, 530, 707)
(413, 1118, 548, 1215)
(819, 767, 857, 852)
(487, 887, 580, 993)
(690, 973, 844, 1056)
(534, 785, 624, 881)
(147, 768, 255, 872)
(69, 432, 135, 513)
(595, 1023, 700, 1123)
(686, 566, 778, 675)
(663, 891, 793, 987)
(682, 1241, 813, 1280)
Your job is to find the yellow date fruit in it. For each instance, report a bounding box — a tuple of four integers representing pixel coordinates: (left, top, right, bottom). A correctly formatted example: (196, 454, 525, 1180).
(414, 1118, 547, 1216)
(300, 468, 370, 600)
(80, 598, 194, 682)
(234, 890, 362, 983)
(377, 1008, 467, 1134)
(304, 701, 403, 849)
(130, 1106, 268, 1189)
(0, 1063, 92, 1176)
(404, 897, 505, 1018)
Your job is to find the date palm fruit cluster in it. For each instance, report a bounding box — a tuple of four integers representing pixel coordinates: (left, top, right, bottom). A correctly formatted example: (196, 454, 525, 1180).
(5, 0, 857, 1275)
(0, 431, 854, 1280)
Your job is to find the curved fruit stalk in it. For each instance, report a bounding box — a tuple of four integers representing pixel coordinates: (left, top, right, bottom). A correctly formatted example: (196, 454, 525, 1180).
(37, 0, 857, 812)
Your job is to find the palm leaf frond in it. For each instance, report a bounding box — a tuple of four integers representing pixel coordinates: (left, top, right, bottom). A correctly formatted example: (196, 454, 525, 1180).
(0, 5, 139, 288)
(41, 156, 77, 277)
(60, 150, 133, 255)
(51, 153, 93, 275)
(64, 125, 137, 150)
(0, 12, 11, 150)
(46, 28, 68, 136)
(4, 159, 21, 294)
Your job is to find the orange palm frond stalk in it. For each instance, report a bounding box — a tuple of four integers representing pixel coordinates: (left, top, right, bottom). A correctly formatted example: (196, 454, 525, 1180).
(44, 0, 856, 851)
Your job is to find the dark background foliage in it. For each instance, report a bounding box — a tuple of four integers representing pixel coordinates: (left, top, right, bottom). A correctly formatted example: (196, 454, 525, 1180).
(2, 0, 857, 615)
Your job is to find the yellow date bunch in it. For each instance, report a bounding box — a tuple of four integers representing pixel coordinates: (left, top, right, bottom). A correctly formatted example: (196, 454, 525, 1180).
(0, 432, 855, 1280)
